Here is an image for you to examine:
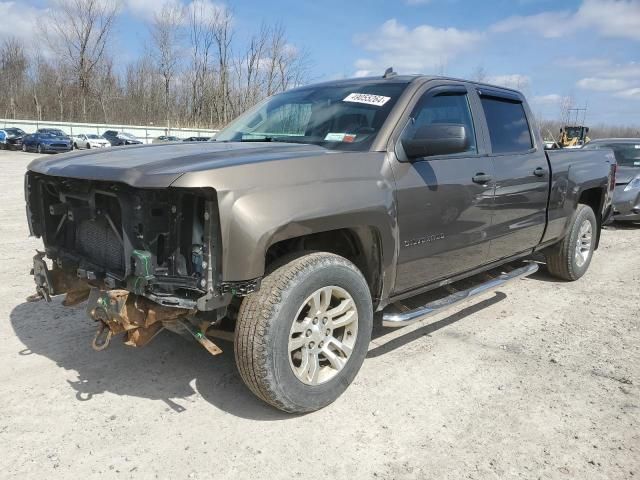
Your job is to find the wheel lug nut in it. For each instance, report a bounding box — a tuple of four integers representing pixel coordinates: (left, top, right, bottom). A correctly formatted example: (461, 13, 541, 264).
(319, 341, 324, 348)
(308, 341, 315, 349)
(312, 318, 318, 325)
(322, 317, 328, 324)
(326, 329, 331, 335)
(305, 330, 312, 337)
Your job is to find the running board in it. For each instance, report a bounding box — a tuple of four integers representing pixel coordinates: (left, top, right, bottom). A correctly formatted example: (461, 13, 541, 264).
(382, 263, 539, 328)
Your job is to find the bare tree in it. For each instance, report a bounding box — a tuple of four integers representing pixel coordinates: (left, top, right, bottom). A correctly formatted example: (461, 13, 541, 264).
(150, 3, 184, 130)
(0, 38, 28, 118)
(211, 7, 233, 125)
(235, 24, 268, 111)
(187, 1, 218, 123)
(261, 24, 309, 98)
(42, 0, 120, 121)
(470, 65, 488, 83)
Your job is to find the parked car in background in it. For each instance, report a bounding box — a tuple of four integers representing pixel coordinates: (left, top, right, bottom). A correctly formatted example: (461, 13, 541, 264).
(72, 133, 111, 150)
(1, 127, 27, 150)
(102, 130, 143, 146)
(153, 135, 181, 143)
(36, 128, 70, 138)
(583, 138, 640, 223)
(22, 132, 72, 153)
(183, 136, 210, 142)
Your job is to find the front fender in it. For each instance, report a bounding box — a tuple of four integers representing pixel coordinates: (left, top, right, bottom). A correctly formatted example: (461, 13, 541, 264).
(171, 151, 398, 292)
(219, 185, 397, 282)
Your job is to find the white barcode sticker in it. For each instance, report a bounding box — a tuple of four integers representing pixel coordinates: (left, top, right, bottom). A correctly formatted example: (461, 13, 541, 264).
(343, 93, 391, 107)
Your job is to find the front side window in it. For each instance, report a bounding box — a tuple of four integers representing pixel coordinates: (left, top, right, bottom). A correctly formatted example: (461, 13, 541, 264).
(399, 91, 477, 158)
(481, 96, 533, 154)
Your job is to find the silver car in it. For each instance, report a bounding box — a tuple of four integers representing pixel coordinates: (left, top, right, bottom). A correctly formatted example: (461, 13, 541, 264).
(584, 139, 640, 223)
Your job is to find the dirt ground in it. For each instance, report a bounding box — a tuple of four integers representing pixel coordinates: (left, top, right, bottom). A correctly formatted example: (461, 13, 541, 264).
(1, 149, 638, 480)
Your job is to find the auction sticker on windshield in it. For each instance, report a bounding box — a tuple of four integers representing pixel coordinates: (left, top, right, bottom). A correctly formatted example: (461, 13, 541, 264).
(324, 133, 357, 143)
(343, 93, 391, 107)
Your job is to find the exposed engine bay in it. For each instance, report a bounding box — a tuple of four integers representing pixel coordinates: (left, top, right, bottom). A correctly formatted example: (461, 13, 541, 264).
(25, 172, 232, 353)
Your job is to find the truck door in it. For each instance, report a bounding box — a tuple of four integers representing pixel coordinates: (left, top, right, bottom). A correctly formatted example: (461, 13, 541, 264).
(391, 85, 495, 293)
(475, 89, 549, 261)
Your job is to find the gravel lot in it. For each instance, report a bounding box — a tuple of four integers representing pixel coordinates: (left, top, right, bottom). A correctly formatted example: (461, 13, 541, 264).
(1, 149, 639, 479)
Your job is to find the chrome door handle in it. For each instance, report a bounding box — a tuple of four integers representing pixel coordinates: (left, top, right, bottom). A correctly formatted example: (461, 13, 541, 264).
(534, 167, 547, 177)
(472, 173, 492, 184)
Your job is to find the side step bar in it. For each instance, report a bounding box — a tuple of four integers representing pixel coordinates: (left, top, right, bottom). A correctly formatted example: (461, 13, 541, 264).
(382, 262, 539, 328)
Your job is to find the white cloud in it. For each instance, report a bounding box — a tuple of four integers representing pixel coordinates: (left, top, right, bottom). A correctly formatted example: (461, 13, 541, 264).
(600, 62, 640, 79)
(615, 87, 640, 98)
(0, 2, 49, 48)
(577, 77, 633, 91)
(491, 0, 640, 41)
(575, 62, 640, 100)
(492, 11, 573, 38)
(353, 19, 483, 74)
(576, 0, 640, 40)
(126, 0, 226, 23)
(531, 94, 568, 105)
(125, 0, 181, 19)
(558, 57, 613, 70)
(486, 74, 531, 89)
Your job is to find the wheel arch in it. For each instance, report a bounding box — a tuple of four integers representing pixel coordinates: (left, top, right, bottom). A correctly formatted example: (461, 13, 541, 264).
(577, 186, 606, 249)
(265, 226, 385, 308)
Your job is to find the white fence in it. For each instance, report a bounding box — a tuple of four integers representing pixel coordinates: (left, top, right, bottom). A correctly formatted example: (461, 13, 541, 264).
(0, 118, 219, 144)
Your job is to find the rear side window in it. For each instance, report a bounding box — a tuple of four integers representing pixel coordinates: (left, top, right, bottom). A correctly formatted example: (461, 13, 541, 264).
(480, 96, 533, 154)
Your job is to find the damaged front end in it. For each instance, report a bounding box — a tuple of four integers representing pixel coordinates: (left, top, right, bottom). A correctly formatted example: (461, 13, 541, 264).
(25, 172, 232, 354)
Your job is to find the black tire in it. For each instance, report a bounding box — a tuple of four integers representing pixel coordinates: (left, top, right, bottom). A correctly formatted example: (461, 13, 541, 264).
(545, 204, 597, 281)
(73, 143, 78, 149)
(234, 252, 373, 413)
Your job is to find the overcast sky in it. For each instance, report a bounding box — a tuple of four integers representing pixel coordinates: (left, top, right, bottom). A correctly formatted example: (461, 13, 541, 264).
(3, 0, 640, 124)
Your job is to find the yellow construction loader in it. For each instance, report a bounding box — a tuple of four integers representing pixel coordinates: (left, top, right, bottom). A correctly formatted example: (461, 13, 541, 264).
(558, 125, 590, 148)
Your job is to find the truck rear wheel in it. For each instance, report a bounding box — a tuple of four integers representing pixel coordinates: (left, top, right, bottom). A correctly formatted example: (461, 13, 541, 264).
(234, 252, 373, 413)
(545, 204, 597, 281)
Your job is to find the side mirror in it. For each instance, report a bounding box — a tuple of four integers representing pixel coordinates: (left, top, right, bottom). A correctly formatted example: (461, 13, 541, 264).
(401, 123, 469, 159)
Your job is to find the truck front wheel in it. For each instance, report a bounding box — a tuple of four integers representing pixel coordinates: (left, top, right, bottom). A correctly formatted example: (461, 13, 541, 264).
(545, 204, 597, 281)
(234, 252, 373, 413)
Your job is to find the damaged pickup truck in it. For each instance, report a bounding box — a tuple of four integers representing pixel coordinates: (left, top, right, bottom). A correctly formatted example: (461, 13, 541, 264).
(25, 72, 616, 413)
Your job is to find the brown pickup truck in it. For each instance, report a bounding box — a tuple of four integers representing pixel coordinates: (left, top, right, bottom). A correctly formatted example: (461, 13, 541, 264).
(25, 73, 616, 412)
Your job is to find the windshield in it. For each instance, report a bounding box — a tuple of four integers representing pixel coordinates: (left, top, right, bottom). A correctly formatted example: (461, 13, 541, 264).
(118, 133, 137, 140)
(6, 128, 24, 136)
(44, 129, 66, 136)
(603, 143, 640, 167)
(87, 134, 101, 139)
(565, 127, 584, 139)
(214, 81, 409, 150)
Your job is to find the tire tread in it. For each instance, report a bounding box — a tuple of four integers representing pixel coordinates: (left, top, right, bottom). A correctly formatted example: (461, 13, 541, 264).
(546, 204, 596, 281)
(234, 252, 367, 412)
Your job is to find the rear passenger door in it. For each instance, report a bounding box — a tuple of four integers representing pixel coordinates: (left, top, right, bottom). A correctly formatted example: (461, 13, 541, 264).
(476, 89, 549, 261)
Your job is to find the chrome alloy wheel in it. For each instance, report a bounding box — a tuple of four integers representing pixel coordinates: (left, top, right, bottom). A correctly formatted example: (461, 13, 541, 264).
(574, 219, 593, 268)
(288, 286, 359, 386)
